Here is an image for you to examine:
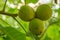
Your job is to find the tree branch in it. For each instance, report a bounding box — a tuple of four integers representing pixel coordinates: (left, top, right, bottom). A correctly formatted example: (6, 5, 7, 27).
(39, 26, 49, 40)
(0, 11, 27, 33)
(24, 0, 26, 5)
(0, 10, 27, 33)
(12, 16, 27, 33)
(0, 11, 18, 17)
(3, 0, 7, 12)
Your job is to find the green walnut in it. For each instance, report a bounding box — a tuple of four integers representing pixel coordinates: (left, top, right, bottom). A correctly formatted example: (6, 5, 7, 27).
(35, 4, 52, 21)
(29, 18, 44, 35)
(19, 5, 35, 21)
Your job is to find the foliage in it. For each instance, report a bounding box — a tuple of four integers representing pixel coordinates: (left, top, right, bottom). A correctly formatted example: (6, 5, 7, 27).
(0, 0, 60, 40)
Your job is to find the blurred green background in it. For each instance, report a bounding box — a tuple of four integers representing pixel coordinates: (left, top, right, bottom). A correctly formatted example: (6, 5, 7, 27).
(0, 0, 60, 40)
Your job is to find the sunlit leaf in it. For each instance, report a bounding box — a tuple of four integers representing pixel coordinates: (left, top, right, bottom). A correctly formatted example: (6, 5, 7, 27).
(58, 8, 60, 17)
(8, 0, 14, 3)
(8, 8, 18, 14)
(44, 35, 51, 40)
(0, 37, 4, 40)
(16, 17, 29, 33)
(5, 17, 16, 27)
(0, 25, 26, 40)
(8, 0, 21, 4)
(47, 24, 59, 38)
(54, 9, 58, 12)
(0, 0, 5, 11)
(0, 18, 9, 27)
(26, 37, 33, 40)
(5, 5, 18, 14)
(26, 0, 38, 4)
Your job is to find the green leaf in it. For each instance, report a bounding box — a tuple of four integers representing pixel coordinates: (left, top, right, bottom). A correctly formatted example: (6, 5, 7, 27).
(44, 35, 51, 40)
(47, 24, 59, 38)
(8, 0, 21, 4)
(0, 37, 4, 40)
(0, 0, 5, 11)
(7, 7, 18, 14)
(54, 9, 58, 12)
(26, 37, 33, 40)
(0, 18, 9, 27)
(5, 17, 16, 27)
(58, 8, 60, 17)
(26, 0, 38, 4)
(16, 17, 29, 33)
(58, 8, 60, 13)
(0, 25, 26, 40)
(17, 0, 22, 3)
(5, 36, 12, 40)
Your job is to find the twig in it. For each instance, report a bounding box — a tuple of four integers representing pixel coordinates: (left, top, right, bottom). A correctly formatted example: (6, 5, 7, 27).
(54, 0, 58, 4)
(0, 11, 18, 17)
(0, 11, 27, 33)
(3, 0, 7, 12)
(39, 18, 60, 40)
(39, 26, 50, 40)
(12, 16, 27, 33)
(24, 0, 26, 5)
(0, 10, 27, 33)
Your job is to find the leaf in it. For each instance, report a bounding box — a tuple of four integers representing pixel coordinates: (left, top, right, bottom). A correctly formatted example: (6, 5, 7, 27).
(5, 17, 16, 27)
(47, 24, 59, 38)
(0, 18, 9, 27)
(16, 17, 29, 33)
(26, 37, 33, 40)
(54, 9, 58, 12)
(5, 36, 12, 40)
(0, 25, 26, 40)
(8, 8, 18, 14)
(0, 37, 4, 40)
(26, 0, 38, 4)
(8, 0, 21, 4)
(44, 35, 51, 40)
(0, 0, 5, 11)
(58, 8, 60, 17)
